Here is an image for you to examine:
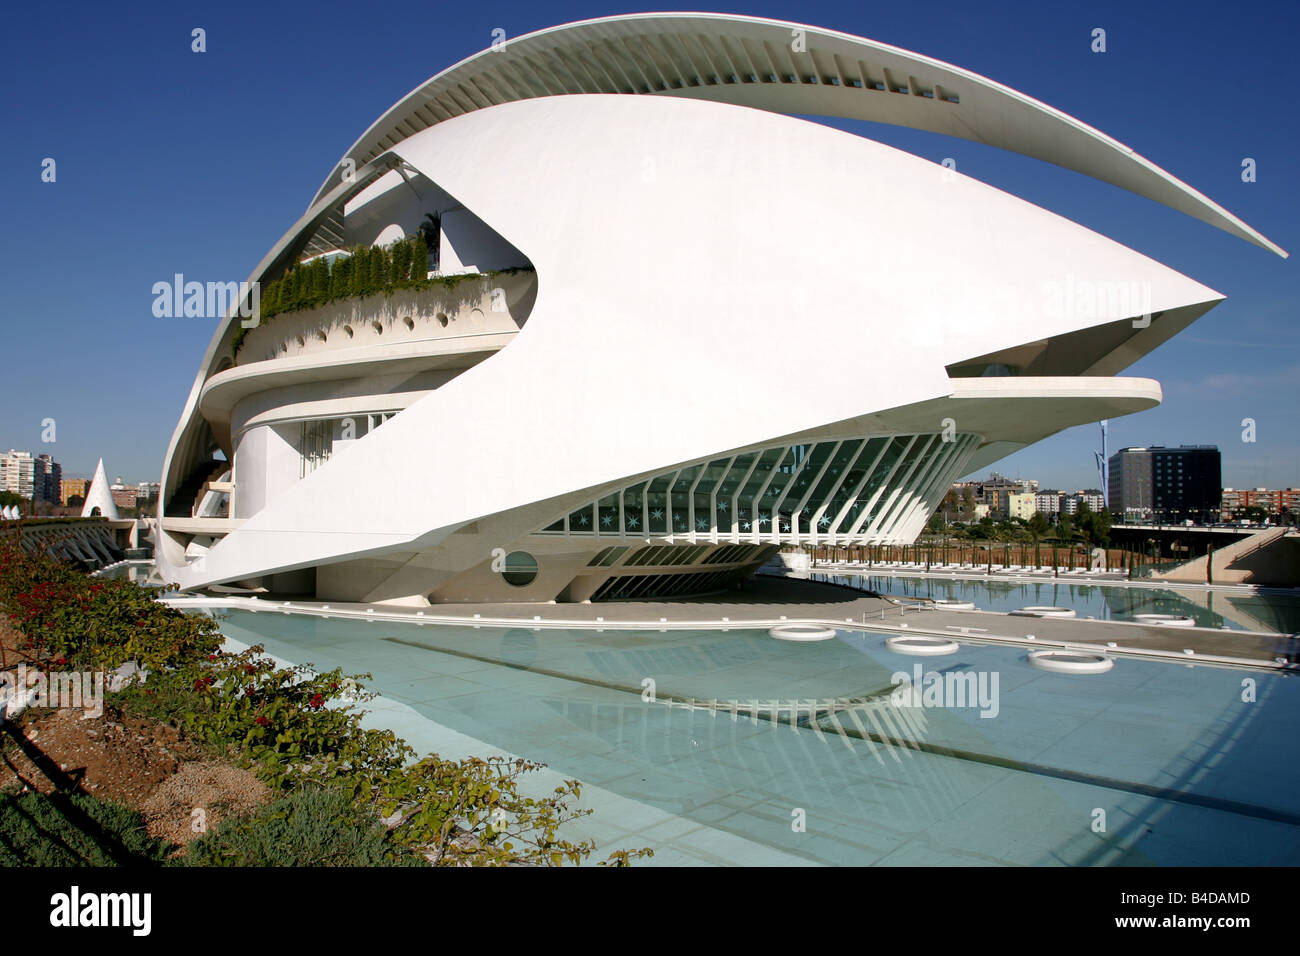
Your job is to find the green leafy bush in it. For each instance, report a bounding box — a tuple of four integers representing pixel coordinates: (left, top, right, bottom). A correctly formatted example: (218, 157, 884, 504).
(377, 754, 648, 866)
(0, 536, 222, 672)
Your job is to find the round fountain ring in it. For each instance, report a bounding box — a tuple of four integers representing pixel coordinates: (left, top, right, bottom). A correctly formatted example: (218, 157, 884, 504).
(931, 599, 976, 611)
(1134, 613, 1196, 627)
(886, 636, 960, 656)
(1028, 650, 1114, 674)
(1011, 606, 1078, 618)
(768, 624, 837, 642)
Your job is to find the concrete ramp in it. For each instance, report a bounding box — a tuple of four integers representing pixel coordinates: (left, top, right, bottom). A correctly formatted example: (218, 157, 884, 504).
(1159, 527, 1298, 585)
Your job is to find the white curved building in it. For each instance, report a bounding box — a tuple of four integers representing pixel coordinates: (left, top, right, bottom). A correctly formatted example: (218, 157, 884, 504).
(156, 12, 1284, 605)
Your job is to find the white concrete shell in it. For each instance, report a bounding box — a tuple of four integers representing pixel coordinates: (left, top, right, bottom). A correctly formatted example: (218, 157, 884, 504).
(156, 14, 1278, 605)
(81, 459, 120, 521)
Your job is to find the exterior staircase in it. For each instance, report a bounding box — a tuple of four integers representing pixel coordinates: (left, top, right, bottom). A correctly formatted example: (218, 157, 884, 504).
(1158, 527, 1298, 586)
(164, 460, 229, 518)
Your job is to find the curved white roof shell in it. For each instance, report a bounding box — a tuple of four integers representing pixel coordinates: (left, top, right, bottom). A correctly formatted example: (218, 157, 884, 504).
(311, 11, 1285, 257)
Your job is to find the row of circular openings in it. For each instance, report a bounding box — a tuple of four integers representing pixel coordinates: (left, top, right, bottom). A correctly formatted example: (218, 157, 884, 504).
(277, 312, 452, 354)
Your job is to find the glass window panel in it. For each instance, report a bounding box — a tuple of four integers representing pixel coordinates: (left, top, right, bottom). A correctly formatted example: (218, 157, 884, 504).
(784, 442, 836, 531)
(597, 493, 621, 535)
(803, 439, 865, 532)
(646, 471, 676, 534)
(756, 447, 802, 533)
(736, 447, 784, 532)
(691, 458, 731, 534)
(823, 438, 885, 532)
(621, 481, 646, 533)
(864, 437, 930, 532)
(670, 466, 700, 533)
(782, 445, 808, 474)
(568, 504, 595, 535)
(714, 452, 756, 532)
(837, 437, 905, 533)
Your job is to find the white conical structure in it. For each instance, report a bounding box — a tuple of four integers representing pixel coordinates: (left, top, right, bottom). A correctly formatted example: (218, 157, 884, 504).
(81, 459, 120, 520)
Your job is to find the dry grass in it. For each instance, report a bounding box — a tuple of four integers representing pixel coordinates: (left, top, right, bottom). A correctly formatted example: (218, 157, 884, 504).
(141, 760, 271, 848)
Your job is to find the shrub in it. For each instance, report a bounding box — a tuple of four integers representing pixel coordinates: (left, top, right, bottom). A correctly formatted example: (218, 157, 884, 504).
(377, 754, 651, 866)
(181, 785, 417, 867)
(410, 233, 428, 283)
(330, 255, 351, 298)
(0, 536, 222, 672)
(351, 245, 370, 297)
(173, 644, 408, 792)
(230, 235, 535, 359)
(0, 788, 175, 866)
(310, 257, 330, 300)
(390, 238, 411, 287)
(369, 242, 388, 290)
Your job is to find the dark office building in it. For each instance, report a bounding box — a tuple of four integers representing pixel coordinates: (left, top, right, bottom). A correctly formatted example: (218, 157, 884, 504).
(1109, 446, 1221, 522)
(33, 454, 62, 505)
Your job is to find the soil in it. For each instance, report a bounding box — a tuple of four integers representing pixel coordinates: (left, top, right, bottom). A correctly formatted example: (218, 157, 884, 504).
(0, 611, 36, 669)
(1, 611, 271, 849)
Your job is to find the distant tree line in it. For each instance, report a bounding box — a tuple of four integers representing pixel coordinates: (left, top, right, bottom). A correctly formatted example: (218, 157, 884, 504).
(927, 493, 1114, 545)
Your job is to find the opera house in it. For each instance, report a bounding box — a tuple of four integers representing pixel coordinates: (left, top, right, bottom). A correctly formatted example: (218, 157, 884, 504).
(156, 12, 1284, 605)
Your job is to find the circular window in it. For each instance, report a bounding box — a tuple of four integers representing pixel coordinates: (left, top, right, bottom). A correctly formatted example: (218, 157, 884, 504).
(296, 335, 305, 348)
(316, 330, 328, 343)
(373, 322, 383, 335)
(437, 312, 449, 327)
(402, 316, 415, 331)
(343, 324, 354, 338)
(501, 551, 538, 587)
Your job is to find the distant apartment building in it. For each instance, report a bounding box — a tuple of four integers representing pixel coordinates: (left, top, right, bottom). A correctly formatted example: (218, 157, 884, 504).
(1035, 491, 1061, 515)
(1060, 490, 1106, 514)
(997, 491, 1038, 520)
(1109, 446, 1221, 521)
(1221, 488, 1300, 517)
(32, 453, 62, 504)
(973, 473, 1039, 513)
(0, 450, 35, 499)
(60, 478, 88, 504)
(111, 488, 139, 509)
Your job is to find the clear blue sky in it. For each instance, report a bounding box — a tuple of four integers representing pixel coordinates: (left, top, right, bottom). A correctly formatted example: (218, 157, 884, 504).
(2, 0, 1294, 490)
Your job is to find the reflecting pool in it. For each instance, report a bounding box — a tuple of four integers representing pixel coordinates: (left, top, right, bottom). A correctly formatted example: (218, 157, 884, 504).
(212, 607, 1300, 866)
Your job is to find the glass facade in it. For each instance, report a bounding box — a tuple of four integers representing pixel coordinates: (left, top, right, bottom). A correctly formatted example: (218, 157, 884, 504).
(535, 431, 980, 544)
